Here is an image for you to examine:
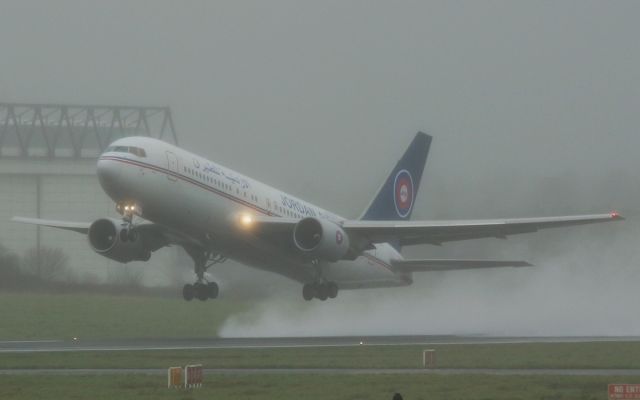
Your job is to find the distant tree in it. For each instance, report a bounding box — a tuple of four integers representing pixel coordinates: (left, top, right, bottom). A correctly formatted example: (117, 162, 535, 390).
(0, 244, 22, 287)
(107, 265, 144, 288)
(22, 247, 70, 282)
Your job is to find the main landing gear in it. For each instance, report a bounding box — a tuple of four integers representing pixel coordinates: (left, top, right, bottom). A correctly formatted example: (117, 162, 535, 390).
(302, 282, 339, 301)
(302, 259, 339, 301)
(183, 281, 219, 302)
(182, 246, 226, 302)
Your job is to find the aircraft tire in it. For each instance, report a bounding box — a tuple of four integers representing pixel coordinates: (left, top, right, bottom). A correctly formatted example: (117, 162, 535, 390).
(327, 282, 338, 299)
(194, 283, 208, 301)
(207, 282, 219, 299)
(182, 284, 195, 301)
(316, 284, 328, 301)
(302, 284, 316, 301)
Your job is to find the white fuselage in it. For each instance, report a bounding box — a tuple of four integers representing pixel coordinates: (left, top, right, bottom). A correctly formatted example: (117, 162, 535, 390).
(97, 137, 411, 289)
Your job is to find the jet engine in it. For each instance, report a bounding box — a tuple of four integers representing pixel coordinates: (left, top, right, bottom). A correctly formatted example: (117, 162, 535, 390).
(293, 217, 350, 261)
(88, 218, 152, 263)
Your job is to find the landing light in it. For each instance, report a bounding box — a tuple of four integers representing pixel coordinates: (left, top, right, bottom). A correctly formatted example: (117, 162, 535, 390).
(240, 214, 254, 227)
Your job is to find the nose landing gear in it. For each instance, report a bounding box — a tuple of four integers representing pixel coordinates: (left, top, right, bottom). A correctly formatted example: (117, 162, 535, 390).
(116, 202, 142, 243)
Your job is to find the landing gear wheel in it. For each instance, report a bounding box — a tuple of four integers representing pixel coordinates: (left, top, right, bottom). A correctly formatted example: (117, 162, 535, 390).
(207, 282, 219, 299)
(127, 229, 138, 242)
(183, 245, 227, 302)
(302, 284, 316, 301)
(194, 283, 209, 301)
(327, 282, 338, 299)
(316, 284, 329, 301)
(182, 284, 195, 301)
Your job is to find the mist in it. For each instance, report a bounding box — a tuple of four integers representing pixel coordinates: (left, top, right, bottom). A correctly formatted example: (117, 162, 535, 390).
(1, 1, 639, 336)
(219, 172, 640, 337)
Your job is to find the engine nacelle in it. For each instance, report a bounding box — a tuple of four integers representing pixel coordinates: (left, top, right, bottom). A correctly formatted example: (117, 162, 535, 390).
(88, 218, 151, 263)
(293, 217, 350, 262)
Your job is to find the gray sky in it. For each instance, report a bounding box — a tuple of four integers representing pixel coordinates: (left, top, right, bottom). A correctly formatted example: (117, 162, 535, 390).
(2, 1, 639, 335)
(1, 1, 638, 218)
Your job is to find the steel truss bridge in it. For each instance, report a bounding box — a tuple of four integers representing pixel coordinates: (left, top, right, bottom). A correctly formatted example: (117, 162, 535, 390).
(0, 103, 178, 159)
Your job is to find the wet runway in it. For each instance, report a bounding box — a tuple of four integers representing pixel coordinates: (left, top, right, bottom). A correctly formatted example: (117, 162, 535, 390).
(1, 368, 639, 376)
(1, 335, 639, 353)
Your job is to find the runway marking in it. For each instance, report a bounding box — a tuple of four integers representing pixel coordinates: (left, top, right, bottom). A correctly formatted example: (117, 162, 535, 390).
(0, 340, 62, 344)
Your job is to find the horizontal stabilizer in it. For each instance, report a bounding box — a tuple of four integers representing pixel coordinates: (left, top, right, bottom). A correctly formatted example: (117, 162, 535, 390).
(391, 259, 532, 272)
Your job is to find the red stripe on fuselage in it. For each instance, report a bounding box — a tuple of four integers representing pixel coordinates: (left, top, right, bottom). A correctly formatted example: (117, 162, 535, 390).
(99, 155, 395, 273)
(100, 155, 273, 216)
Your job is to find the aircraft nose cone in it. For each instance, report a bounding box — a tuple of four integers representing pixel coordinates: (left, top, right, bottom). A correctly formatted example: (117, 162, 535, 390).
(97, 158, 122, 196)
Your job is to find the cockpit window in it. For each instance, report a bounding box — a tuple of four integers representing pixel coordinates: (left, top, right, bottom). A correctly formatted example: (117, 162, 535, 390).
(105, 146, 147, 157)
(130, 147, 147, 157)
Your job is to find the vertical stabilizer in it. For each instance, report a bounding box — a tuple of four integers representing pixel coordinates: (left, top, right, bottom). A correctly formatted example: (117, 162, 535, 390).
(360, 132, 432, 221)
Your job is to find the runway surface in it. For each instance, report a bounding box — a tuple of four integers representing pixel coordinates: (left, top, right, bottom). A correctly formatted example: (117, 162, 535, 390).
(1, 368, 639, 376)
(1, 335, 639, 353)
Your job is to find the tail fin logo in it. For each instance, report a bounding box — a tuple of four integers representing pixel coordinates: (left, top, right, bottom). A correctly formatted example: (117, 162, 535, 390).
(394, 169, 414, 218)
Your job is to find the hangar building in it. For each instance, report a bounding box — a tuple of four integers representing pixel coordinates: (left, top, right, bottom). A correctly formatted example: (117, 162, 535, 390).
(0, 102, 181, 284)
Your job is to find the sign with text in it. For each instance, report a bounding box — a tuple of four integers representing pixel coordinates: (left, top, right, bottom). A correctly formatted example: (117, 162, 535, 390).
(167, 367, 182, 388)
(609, 384, 640, 399)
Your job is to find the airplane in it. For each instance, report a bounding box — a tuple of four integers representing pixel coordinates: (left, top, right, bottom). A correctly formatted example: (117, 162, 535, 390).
(12, 132, 623, 301)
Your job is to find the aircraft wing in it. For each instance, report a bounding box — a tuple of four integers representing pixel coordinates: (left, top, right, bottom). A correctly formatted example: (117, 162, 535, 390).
(342, 212, 622, 246)
(11, 217, 91, 234)
(246, 212, 621, 251)
(391, 259, 532, 272)
(11, 216, 172, 252)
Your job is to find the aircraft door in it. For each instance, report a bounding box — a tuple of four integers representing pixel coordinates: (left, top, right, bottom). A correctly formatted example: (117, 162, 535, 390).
(166, 151, 179, 181)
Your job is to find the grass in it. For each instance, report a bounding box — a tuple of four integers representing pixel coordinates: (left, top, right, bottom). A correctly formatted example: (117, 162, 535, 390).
(1, 292, 638, 399)
(2, 341, 640, 370)
(0, 292, 247, 340)
(0, 373, 630, 400)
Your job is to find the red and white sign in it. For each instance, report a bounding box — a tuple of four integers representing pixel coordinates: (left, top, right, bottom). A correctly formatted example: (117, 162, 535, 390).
(185, 364, 203, 388)
(609, 384, 640, 399)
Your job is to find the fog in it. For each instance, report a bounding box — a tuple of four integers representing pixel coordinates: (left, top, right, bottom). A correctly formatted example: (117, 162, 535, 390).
(1, 1, 639, 336)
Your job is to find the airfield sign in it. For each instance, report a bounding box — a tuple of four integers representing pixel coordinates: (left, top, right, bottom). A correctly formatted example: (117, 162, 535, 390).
(609, 384, 640, 399)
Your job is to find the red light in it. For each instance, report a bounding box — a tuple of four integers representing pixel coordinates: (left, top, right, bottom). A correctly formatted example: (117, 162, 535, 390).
(610, 211, 621, 219)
